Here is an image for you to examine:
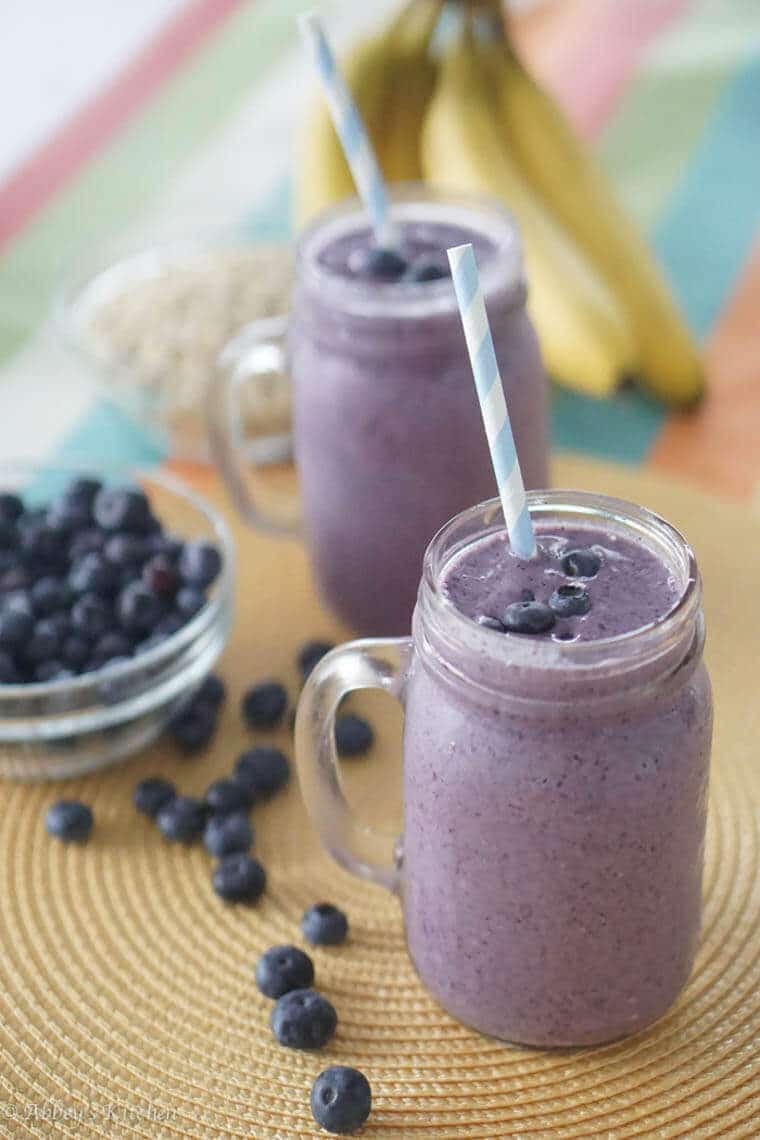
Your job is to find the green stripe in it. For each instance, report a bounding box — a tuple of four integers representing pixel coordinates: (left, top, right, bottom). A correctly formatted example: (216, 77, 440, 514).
(0, 0, 327, 365)
(596, 0, 760, 234)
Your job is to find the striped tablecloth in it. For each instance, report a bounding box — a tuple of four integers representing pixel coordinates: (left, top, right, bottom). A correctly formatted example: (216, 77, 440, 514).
(1, 0, 759, 508)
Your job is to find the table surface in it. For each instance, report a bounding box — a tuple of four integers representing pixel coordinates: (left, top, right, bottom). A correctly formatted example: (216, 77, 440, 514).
(0, 0, 759, 508)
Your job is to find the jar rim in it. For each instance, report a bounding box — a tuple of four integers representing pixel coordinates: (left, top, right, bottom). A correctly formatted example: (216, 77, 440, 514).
(416, 491, 702, 701)
(295, 183, 525, 322)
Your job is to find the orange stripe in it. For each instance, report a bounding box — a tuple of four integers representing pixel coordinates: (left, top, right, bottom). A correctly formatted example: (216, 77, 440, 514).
(649, 237, 760, 499)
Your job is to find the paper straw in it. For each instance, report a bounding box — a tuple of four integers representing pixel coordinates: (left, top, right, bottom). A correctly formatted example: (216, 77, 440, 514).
(298, 11, 397, 248)
(447, 242, 537, 558)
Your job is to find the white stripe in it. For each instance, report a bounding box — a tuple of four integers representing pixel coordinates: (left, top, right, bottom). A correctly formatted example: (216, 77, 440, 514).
(499, 463, 527, 519)
(481, 375, 507, 446)
(464, 293, 489, 352)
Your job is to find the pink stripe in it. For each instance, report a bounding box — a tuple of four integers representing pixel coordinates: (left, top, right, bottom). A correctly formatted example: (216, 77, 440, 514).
(0, 0, 245, 252)
(545, 0, 690, 139)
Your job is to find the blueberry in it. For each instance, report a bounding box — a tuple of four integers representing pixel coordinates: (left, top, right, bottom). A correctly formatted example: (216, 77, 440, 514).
(60, 634, 91, 671)
(0, 520, 19, 549)
(69, 553, 119, 597)
(174, 587, 205, 620)
(156, 611, 186, 638)
(61, 476, 102, 508)
(0, 567, 31, 592)
(297, 639, 335, 679)
(203, 811, 253, 857)
(145, 534, 183, 561)
(235, 747, 290, 798)
(271, 988, 337, 1050)
(93, 486, 151, 532)
(45, 800, 93, 842)
(46, 611, 72, 640)
(476, 614, 505, 632)
(156, 795, 207, 843)
(141, 554, 178, 598)
(103, 533, 146, 566)
(212, 853, 266, 903)
(35, 661, 73, 683)
(71, 593, 111, 639)
(23, 618, 61, 665)
(549, 584, 591, 617)
(0, 651, 20, 683)
(68, 528, 105, 561)
(169, 705, 217, 754)
(241, 681, 287, 729)
(561, 548, 601, 578)
(133, 777, 176, 818)
(0, 493, 23, 523)
(349, 245, 408, 282)
(405, 253, 450, 282)
(301, 903, 349, 947)
(521, 589, 536, 602)
(335, 715, 373, 757)
(3, 590, 33, 618)
(47, 499, 91, 534)
(0, 607, 33, 650)
(117, 581, 162, 633)
(195, 673, 226, 711)
(89, 631, 133, 668)
(179, 541, 222, 589)
(255, 945, 314, 999)
(311, 1066, 371, 1135)
(29, 576, 68, 615)
(21, 522, 60, 564)
(502, 601, 556, 635)
(205, 778, 252, 815)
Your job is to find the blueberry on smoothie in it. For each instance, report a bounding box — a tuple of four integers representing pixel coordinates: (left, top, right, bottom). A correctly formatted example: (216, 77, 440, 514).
(297, 639, 335, 679)
(348, 245, 408, 282)
(255, 945, 315, 999)
(301, 903, 349, 947)
(405, 252, 450, 282)
(502, 600, 556, 635)
(212, 854, 266, 903)
(476, 614, 505, 632)
(561, 548, 601, 578)
(549, 584, 591, 617)
(270, 989, 337, 1049)
(311, 1066, 372, 1135)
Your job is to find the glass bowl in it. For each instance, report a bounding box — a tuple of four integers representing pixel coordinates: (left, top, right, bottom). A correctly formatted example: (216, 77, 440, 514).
(53, 226, 293, 463)
(0, 463, 235, 781)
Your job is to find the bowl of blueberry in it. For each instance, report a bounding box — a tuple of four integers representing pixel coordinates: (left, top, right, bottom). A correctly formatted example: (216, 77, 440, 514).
(0, 464, 234, 780)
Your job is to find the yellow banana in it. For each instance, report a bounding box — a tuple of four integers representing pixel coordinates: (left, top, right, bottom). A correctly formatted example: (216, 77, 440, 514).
(422, 32, 636, 397)
(494, 37, 704, 406)
(294, 1, 440, 229)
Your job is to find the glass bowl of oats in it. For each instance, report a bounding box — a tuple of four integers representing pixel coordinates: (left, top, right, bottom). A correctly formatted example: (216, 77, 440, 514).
(54, 228, 294, 464)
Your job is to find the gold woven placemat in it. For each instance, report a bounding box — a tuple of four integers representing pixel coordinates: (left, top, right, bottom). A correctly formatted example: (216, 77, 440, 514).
(0, 457, 758, 1139)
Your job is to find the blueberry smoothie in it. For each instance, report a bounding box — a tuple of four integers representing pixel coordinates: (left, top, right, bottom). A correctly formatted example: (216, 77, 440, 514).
(289, 190, 548, 636)
(402, 494, 712, 1046)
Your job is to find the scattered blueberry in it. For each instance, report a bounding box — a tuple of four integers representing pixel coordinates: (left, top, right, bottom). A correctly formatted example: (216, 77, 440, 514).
(179, 541, 222, 589)
(349, 245, 408, 282)
(405, 252, 450, 282)
(169, 705, 218, 755)
(117, 582, 162, 633)
(242, 681, 287, 729)
(156, 795, 207, 843)
(93, 486, 151, 532)
(270, 989, 337, 1049)
(134, 777, 176, 818)
(235, 747, 290, 798)
(205, 778, 252, 815)
(502, 600, 556, 635)
(255, 945, 315, 999)
(311, 1066, 371, 1135)
(212, 853, 266, 903)
(335, 715, 373, 757)
(549, 584, 591, 617)
(297, 639, 335, 679)
(301, 903, 349, 947)
(561, 548, 601, 578)
(203, 811, 253, 857)
(45, 800, 93, 842)
(476, 614, 505, 632)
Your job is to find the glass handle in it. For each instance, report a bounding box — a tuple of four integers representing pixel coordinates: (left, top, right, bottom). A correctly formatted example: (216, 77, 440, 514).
(206, 314, 300, 535)
(295, 638, 413, 892)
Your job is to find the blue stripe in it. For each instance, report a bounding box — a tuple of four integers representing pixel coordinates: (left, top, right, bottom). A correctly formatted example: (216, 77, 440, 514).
(341, 104, 362, 159)
(473, 332, 499, 399)
(653, 55, 760, 336)
(491, 417, 518, 483)
(314, 28, 335, 84)
(511, 507, 535, 558)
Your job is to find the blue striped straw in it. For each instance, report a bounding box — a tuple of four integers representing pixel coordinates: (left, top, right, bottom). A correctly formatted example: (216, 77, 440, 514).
(447, 243, 537, 558)
(298, 11, 397, 248)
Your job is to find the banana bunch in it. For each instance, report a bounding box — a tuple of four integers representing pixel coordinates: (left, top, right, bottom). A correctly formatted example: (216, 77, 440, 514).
(295, 0, 704, 406)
